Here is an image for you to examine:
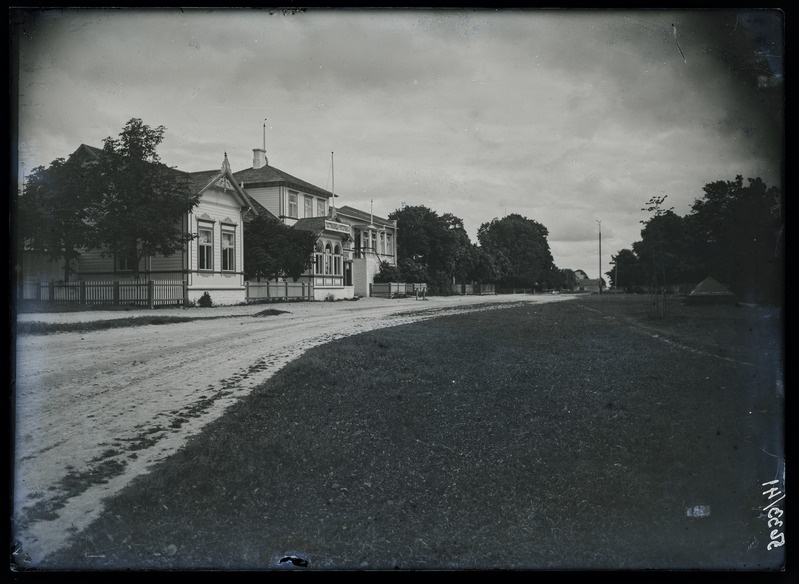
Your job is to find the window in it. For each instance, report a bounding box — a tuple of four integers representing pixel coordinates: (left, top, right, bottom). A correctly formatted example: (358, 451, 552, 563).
(387, 233, 393, 256)
(221, 229, 235, 271)
(288, 191, 298, 218)
(380, 232, 386, 255)
(317, 198, 325, 217)
(315, 240, 324, 275)
(304, 195, 313, 218)
(334, 244, 342, 275)
(371, 231, 377, 253)
(324, 243, 332, 275)
(117, 255, 133, 271)
(198, 226, 213, 270)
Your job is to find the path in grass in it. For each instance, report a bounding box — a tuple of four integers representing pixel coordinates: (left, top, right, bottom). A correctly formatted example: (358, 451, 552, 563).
(37, 295, 784, 571)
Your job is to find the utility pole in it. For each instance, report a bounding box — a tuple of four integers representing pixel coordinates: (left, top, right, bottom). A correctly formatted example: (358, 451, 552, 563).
(597, 219, 602, 295)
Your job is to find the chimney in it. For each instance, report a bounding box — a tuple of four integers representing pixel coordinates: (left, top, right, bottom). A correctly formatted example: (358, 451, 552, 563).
(252, 148, 268, 169)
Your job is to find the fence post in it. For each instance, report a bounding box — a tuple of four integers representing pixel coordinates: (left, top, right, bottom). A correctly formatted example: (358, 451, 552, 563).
(245, 281, 249, 303)
(48, 281, 55, 301)
(285, 280, 289, 300)
(80, 281, 86, 304)
(35, 281, 42, 301)
(113, 281, 120, 305)
(183, 279, 189, 307)
(147, 280, 154, 309)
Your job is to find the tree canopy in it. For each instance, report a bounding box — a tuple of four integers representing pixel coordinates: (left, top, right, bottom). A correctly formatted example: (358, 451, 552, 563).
(18, 157, 98, 282)
(477, 214, 556, 289)
(243, 214, 318, 282)
(87, 118, 200, 278)
(388, 205, 473, 294)
(611, 176, 782, 304)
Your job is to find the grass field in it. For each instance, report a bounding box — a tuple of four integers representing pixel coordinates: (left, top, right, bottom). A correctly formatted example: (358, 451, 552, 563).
(37, 294, 785, 571)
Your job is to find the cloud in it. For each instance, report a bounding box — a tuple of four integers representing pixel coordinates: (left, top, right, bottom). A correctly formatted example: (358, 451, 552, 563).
(12, 8, 783, 272)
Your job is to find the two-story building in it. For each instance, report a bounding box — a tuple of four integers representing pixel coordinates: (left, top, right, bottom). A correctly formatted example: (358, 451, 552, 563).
(335, 205, 399, 298)
(233, 148, 355, 300)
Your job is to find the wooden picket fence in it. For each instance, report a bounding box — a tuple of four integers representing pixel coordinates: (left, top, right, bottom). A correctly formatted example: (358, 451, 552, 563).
(245, 281, 314, 302)
(28, 280, 187, 308)
(370, 282, 428, 298)
(452, 283, 497, 295)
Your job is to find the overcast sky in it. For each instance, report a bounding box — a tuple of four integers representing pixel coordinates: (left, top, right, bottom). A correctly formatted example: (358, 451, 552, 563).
(12, 8, 784, 277)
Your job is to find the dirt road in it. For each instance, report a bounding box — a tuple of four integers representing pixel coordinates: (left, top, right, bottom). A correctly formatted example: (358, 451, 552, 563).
(13, 293, 574, 566)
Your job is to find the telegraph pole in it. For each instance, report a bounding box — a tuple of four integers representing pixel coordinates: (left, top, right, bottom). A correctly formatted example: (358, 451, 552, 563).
(597, 219, 602, 295)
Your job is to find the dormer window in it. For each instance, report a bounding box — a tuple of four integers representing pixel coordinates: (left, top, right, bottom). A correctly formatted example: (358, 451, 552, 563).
(288, 191, 298, 218)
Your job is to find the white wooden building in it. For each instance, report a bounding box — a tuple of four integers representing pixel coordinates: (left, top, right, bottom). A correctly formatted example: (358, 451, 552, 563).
(18, 146, 257, 305)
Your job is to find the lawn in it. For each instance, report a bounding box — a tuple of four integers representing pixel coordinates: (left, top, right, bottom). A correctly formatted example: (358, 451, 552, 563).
(39, 294, 785, 571)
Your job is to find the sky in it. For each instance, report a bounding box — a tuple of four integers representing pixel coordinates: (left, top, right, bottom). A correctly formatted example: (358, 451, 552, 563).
(11, 8, 784, 278)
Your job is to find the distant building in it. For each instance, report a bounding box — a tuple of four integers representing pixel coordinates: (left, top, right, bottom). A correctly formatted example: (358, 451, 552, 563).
(572, 269, 601, 293)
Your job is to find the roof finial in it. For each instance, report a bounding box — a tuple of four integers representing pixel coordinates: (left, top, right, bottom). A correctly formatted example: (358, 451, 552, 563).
(222, 151, 231, 173)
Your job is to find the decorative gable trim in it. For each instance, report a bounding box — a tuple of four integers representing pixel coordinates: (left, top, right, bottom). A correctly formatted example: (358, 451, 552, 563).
(215, 177, 234, 191)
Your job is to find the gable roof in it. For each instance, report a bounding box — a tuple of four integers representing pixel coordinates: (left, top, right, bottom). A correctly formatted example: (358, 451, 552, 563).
(186, 159, 256, 214)
(68, 143, 105, 164)
(336, 205, 395, 227)
(233, 164, 334, 199)
(69, 144, 256, 215)
(292, 216, 330, 235)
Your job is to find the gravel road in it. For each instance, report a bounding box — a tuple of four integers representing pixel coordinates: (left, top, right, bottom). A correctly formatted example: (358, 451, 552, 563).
(13, 293, 574, 565)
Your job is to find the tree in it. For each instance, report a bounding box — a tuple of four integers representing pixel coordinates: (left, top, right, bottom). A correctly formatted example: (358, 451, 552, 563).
(18, 157, 98, 282)
(637, 195, 674, 315)
(373, 260, 403, 284)
(243, 214, 317, 281)
(606, 248, 644, 291)
(556, 268, 577, 291)
(688, 175, 782, 303)
(477, 214, 555, 289)
(86, 118, 200, 279)
(466, 244, 509, 284)
(389, 205, 472, 294)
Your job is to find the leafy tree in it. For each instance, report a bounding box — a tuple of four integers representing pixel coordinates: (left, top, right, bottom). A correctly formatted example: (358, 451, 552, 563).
(634, 207, 705, 290)
(477, 214, 555, 289)
(396, 257, 429, 285)
(389, 205, 471, 294)
(688, 175, 782, 303)
(244, 214, 317, 281)
(467, 244, 509, 284)
(18, 157, 98, 282)
(556, 268, 577, 291)
(373, 260, 403, 283)
(606, 248, 644, 291)
(86, 118, 200, 279)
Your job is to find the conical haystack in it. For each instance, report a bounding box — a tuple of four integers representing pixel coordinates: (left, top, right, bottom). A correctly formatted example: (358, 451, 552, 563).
(685, 276, 737, 305)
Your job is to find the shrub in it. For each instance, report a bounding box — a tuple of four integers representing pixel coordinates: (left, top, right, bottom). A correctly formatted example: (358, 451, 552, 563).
(198, 291, 213, 307)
